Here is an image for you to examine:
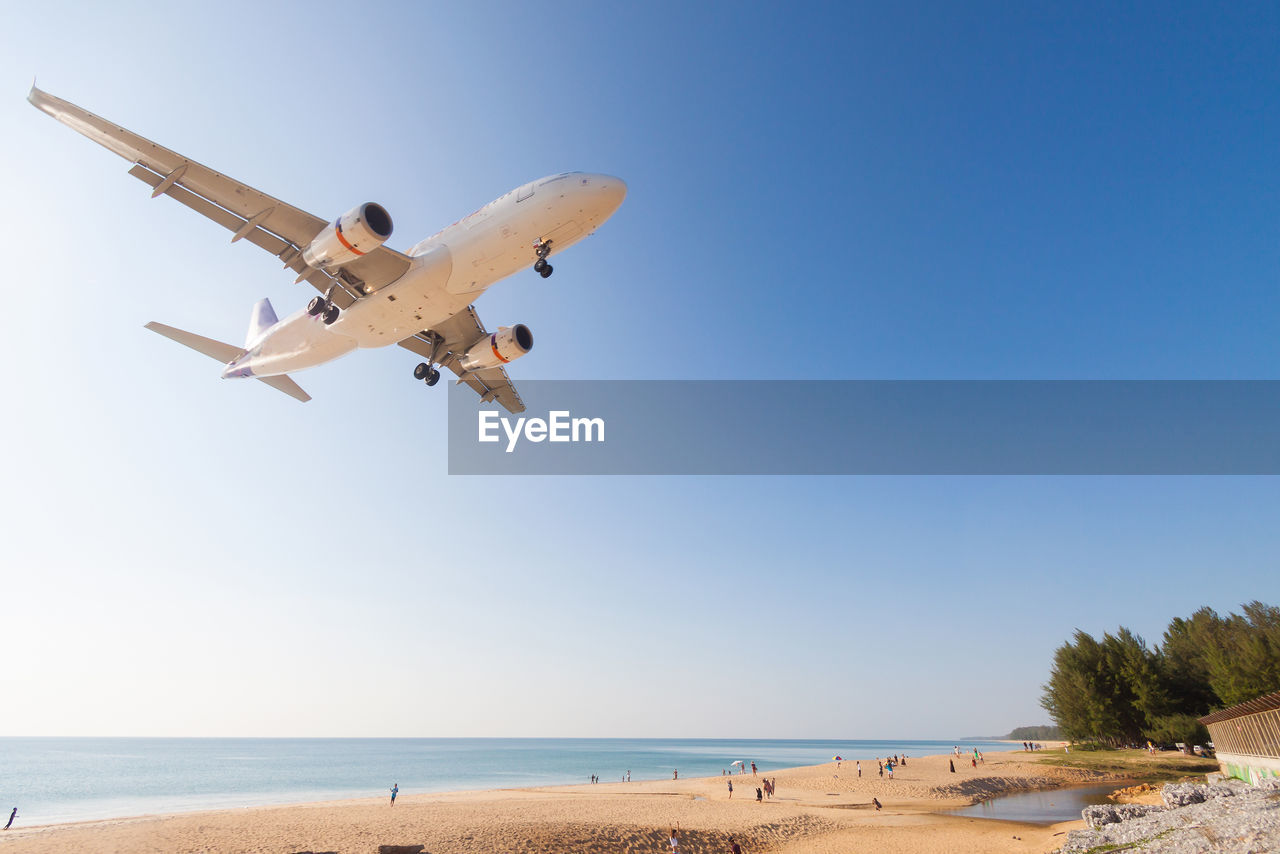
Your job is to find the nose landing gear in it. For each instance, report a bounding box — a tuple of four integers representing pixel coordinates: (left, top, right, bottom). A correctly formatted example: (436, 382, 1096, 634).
(532, 238, 554, 278)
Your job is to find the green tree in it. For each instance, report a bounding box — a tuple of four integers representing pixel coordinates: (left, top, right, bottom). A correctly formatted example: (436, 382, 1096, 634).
(1160, 608, 1224, 717)
(1042, 603, 1280, 749)
(1041, 628, 1157, 745)
(1206, 601, 1280, 705)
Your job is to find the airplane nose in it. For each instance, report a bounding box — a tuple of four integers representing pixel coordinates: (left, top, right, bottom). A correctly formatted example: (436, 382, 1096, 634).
(594, 174, 627, 212)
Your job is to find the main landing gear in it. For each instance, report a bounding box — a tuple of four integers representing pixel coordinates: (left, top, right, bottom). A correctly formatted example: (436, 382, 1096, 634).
(533, 238, 554, 278)
(307, 295, 340, 325)
(414, 362, 441, 386)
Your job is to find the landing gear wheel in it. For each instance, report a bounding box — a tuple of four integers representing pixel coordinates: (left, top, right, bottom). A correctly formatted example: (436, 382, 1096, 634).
(425, 368, 441, 386)
(413, 363, 430, 380)
(322, 305, 340, 325)
(307, 296, 327, 316)
(532, 238, 554, 276)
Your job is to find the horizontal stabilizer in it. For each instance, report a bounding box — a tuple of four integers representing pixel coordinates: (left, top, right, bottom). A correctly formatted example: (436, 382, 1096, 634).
(145, 321, 243, 363)
(145, 321, 311, 403)
(256, 374, 311, 402)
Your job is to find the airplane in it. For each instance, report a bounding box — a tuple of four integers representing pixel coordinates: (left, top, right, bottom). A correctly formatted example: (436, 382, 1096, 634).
(27, 86, 626, 413)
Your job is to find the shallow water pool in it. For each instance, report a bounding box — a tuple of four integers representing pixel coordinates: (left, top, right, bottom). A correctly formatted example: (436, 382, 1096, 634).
(943, 783, 1123, 824)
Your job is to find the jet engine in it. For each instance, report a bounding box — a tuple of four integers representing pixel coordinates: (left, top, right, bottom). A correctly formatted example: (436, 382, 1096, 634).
(301, 202, 393, 268)
(459, 324, 534, 371)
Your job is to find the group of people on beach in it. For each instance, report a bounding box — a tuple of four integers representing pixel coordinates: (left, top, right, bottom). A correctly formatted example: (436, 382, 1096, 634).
(872, 754, 906, 779)
(728, 778, 776, 800)
(945, 747, 985, 771)
(1022, 742, 1045, 751)
(720, 761, 757, 776)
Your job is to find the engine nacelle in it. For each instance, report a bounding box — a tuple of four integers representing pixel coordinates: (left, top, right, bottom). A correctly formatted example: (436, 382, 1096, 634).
(459, 324, 534, 371)
(301, 202, 393, 268)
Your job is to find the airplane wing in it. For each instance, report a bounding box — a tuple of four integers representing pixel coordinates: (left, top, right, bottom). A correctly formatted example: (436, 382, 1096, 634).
(397, 305, 526, 414)
(27, 87, 411, 307)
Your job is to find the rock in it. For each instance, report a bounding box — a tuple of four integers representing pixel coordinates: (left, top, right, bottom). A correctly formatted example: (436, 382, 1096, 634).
(1060, 780, 1280, 853)
(1082, 803, 1165, 827)
(1161, 781, 1207, 807)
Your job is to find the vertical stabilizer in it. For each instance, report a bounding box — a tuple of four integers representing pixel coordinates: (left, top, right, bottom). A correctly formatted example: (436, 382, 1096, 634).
(246, 298, 279, 348)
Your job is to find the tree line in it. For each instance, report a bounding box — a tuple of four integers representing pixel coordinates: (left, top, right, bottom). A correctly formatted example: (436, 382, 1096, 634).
(1040, 601, 1280, 749)
(1006, 725, 1063, 741)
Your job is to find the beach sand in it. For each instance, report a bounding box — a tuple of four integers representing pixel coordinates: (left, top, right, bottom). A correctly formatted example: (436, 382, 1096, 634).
(0, 749, 1148, 853)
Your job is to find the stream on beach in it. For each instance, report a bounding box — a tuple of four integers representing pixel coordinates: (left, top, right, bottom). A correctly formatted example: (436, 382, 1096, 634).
(942, 783, 1125, 824)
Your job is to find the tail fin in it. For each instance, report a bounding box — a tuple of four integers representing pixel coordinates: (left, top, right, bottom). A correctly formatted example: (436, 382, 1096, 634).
(144, 321, 311, 403)
(246, 298, 279, 348)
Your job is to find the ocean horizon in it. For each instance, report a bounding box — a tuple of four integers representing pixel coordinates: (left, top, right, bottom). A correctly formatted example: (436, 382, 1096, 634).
(0, 736, 1023, 826)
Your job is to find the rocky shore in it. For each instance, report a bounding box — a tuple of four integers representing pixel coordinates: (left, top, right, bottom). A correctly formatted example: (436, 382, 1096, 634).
(1058, 777, 1280, 853)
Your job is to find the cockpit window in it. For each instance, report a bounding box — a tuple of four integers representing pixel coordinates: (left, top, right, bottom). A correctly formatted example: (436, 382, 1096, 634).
(538, 172, 579, 186)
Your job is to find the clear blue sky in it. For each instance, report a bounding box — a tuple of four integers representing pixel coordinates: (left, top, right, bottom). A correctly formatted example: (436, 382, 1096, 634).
(1, 1, 1277, 738)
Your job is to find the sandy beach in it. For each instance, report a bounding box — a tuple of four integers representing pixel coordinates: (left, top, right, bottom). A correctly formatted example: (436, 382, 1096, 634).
(0, 748, 1164, 853)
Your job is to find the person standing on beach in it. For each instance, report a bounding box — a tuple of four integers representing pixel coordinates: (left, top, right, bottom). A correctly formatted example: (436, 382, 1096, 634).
(627, 770, 631, 782)
(673, 769, 678, 780)
(950, 759, 955, 773)
(669, 828, 680, 853)
(727, 836, 741, 854)
(856, 760, 861, 777)
(751, 761, 757, 776)
(728, 779, 733, 798)
(390, 783, 398, 805)
(4, 808, 15, 830)
(878, 760, 883, 777)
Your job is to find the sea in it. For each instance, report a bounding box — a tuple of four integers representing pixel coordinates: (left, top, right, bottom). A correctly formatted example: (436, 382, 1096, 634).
(0, 737, 1018, 826)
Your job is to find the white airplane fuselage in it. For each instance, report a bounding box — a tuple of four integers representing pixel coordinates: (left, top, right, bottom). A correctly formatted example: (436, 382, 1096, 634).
(221, 172, 626, 380)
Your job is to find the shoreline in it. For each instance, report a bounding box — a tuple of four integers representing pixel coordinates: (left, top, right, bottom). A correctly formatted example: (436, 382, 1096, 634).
(0, 746, 1136, 853)
(0, 738, 1053, 830)
(0, 735, 1026, 828)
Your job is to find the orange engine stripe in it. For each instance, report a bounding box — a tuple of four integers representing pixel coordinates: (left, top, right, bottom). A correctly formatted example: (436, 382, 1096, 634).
(490, 333, 510, 363)
(333, 220, 367, 257)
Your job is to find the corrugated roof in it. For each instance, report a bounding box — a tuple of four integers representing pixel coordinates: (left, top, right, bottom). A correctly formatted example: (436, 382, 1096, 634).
(1199, 690, 1280, 725)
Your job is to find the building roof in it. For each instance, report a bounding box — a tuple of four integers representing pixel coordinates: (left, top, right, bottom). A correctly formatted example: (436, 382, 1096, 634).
(1199, 690, 1280, 725)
